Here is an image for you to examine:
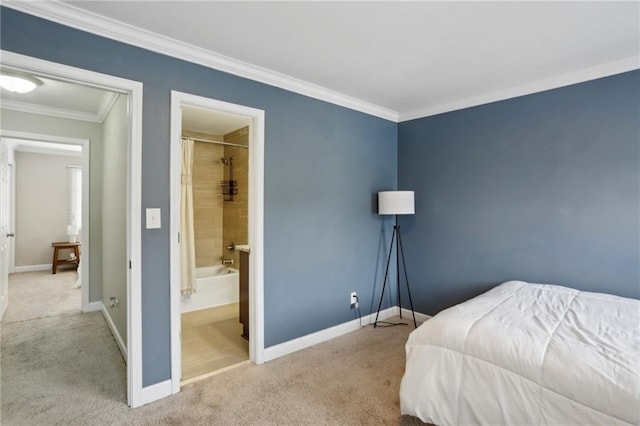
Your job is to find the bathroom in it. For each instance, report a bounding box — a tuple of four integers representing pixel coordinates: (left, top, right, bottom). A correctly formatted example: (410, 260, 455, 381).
(180, 106, 251, 382)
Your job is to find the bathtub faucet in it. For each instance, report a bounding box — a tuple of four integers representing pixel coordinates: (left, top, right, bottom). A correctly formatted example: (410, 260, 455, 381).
(222, 258, 234, 265)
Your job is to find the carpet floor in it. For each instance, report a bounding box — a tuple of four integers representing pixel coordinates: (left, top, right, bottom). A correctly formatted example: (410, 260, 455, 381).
(2, 307, 428, 425)
(1, 311, 127, 425)
(2, 270, 80, 324)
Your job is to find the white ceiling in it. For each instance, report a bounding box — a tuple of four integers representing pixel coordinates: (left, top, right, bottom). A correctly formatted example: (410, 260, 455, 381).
(0, 72, 247, 133)
(0, 74, 119, 123)
(182, 106, 252, 136)
(5, 1, 640, 121)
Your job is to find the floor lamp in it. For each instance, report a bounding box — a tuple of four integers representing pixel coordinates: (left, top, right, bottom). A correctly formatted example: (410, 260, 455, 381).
(374, 191, 417, 328)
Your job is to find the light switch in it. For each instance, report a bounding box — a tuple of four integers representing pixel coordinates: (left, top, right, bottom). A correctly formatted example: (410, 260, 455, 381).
(146, 208, 161, 229)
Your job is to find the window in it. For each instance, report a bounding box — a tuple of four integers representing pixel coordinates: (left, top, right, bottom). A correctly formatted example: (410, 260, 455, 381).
(68, 166, 82, 231)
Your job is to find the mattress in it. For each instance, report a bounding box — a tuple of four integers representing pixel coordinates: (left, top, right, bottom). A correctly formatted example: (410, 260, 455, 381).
(400, 280, 640, 425)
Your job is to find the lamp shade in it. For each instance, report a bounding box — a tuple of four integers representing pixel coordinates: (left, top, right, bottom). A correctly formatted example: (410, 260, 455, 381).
(378, 191, 414, 215)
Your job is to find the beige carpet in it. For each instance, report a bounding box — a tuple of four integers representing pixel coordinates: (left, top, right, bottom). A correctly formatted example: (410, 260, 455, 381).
(182, 303, 249, 381)
(2, 307, 429, 425)
(2, 270, 81, 323)
(0, 312, 127, 425)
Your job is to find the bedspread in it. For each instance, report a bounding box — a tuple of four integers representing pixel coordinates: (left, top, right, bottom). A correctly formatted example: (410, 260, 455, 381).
(400, 281, 640, 425)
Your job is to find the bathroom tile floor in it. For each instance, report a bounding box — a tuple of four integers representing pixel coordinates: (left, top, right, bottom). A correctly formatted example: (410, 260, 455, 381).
(181, 302, 249, 381)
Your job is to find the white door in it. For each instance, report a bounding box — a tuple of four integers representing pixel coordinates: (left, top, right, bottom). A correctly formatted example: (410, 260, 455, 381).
(0, 138, 12, 319)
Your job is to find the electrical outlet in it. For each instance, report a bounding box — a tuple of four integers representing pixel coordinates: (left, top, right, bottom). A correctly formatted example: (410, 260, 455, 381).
(350, 292, 357, 308)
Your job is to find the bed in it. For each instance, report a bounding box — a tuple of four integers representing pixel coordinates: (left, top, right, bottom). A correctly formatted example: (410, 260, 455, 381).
(400, 280, 639, 425)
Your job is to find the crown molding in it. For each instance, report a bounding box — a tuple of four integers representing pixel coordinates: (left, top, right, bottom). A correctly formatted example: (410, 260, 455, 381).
(5, 1, 637, 125)
(399, 56, 640, 122)
(97, 91, 120, 122)
(4, 137, 82, 157)
(11, 144, 82, 157)
(3, 0, 399, 122)
(0, 99, 103, 123)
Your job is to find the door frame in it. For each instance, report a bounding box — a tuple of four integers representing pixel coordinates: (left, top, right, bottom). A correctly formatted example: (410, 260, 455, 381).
(169, 91, 265, 393)
(0, 140, 11, 319)
(0, 50, 144, 407)
(0, 133, 90, 311)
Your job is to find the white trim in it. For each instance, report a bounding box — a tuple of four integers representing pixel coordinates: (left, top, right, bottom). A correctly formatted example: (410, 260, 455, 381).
(2, 0, 397, 122)
(263, 307, 406, 362)
(2, 135, 89, 155)
(0, 99, 104, 123)
(0, 51, 132, 95)
(169, 95, 181, 394)
(126, 68, 144, 410)
(0, 50, 144, 408)
(180, 360, 251, 387)
(96, 92, 120, 123)
(399, 308, 431, 324)
(399, 56, 640, 122)
(1, 132, 89, 312)
(12, 264, 51, 273)
(101, 302, 127, 360)
(170, 91, 265, 395)
(5, 2, 638, 124)
(85, 300, 102, 313)
(140, 379, 173, 406)
(11, 144, 82, 157)
(0, 131, 91, 313)
(9, 160, 15, 274)
(248, 108, 265, 365)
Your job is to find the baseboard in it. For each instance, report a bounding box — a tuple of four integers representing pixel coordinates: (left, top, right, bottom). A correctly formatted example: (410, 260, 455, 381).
(264, 306, 405, 362)
(101, 302, 128, 362)
(84, 301, 102, 313)
(13, 264, 51, 273)
(400, 307, 431, 324)
(141, 379, 172, 406)
(146, 306, 427, 405)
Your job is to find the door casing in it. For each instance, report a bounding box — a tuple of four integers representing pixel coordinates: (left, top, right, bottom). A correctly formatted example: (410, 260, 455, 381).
(169, 91, 266, 393)
(0, 50, 144, 408)
(0, 135, 90, 311)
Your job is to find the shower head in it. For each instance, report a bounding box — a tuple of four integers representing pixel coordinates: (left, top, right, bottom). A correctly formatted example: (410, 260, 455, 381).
(221, 155, 235, 165)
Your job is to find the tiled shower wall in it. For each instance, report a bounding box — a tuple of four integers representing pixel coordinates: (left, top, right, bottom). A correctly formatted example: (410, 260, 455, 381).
(187, 131, 224, 268)
(187, 127, 249, 269)
(222, 126, 249, 268)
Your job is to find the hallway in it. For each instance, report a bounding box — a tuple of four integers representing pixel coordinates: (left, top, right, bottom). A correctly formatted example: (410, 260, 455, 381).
(2, 270, 80, 323)
(0, 271, 127, 424)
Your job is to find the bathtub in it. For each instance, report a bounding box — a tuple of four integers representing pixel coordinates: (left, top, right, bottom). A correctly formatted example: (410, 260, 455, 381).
(181, 265, 239, 313)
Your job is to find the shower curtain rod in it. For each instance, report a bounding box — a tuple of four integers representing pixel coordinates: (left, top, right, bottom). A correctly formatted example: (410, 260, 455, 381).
(181, 136, 248, 149)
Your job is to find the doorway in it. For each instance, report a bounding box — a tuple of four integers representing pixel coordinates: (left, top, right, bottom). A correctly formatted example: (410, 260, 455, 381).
(0, 136, 87, 322)
(180, 110, 251, 382)
(170, 91, 265, 393)
(0, 50, 143, 407)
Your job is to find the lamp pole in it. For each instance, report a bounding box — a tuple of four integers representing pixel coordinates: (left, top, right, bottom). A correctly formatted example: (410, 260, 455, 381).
(395, 217, 401, 319)
(374, 191, 417, 328)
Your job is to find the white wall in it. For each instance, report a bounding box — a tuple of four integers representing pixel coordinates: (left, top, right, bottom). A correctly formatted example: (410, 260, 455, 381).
(14, 151, 81, 267)
(0, 109, 103, 302)
(101, 94, 128, 346)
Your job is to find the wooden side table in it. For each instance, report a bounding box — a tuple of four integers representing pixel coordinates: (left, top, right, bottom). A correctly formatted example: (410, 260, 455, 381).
(51, 242, 81, 274)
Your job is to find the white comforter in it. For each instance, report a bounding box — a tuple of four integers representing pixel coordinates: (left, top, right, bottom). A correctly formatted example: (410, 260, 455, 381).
(400, 281, 640, 425)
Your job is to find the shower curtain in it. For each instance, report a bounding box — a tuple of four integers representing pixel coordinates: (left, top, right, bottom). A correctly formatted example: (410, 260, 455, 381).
(181, 138, 197, 295)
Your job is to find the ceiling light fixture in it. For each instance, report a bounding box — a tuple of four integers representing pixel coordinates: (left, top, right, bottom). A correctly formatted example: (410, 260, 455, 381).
(0, 70, 43, 93)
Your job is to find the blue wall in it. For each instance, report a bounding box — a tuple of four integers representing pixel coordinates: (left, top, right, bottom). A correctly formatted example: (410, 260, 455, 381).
(398, 71, 640, 314)
(0, 8, 397, 386)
